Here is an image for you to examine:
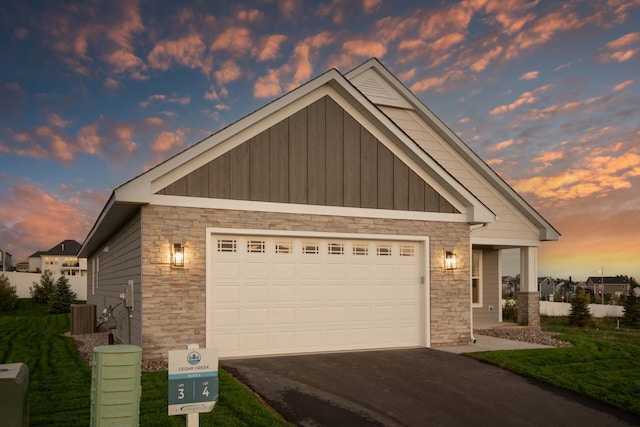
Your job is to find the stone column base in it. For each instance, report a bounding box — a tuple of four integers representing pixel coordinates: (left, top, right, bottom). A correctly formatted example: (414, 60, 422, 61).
(517, 291, 540, 328)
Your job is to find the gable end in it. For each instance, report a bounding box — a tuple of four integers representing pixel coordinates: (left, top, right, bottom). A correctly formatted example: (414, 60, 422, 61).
(157, 96, 458, 214)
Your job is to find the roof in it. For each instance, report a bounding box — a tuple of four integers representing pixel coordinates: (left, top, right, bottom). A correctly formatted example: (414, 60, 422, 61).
(586, 276, 630, 285)
(37, 240, 82, 257)
(80, 58, 558, 258)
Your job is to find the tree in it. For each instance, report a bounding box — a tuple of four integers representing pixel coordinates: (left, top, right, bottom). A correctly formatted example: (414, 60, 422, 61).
(568, 287, 592, 327)
(622, 286, 640, 328)
(0, 274, 18, 312)
(30, 271, 55, 304)
(49, 275, 77, 314)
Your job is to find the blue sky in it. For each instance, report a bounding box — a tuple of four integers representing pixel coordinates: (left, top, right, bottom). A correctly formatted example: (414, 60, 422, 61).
(1, 0, 639, 281)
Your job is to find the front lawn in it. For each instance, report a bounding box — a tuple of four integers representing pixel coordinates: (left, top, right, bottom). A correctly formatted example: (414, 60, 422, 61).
(469, 316, 640, 416)
(0, 299, 290, 426)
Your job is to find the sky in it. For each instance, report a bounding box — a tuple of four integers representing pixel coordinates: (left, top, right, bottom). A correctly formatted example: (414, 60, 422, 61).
(0, 0, 638, 282)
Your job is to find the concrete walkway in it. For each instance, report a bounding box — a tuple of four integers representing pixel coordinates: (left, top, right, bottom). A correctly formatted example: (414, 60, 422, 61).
(436, 334, 553, 354)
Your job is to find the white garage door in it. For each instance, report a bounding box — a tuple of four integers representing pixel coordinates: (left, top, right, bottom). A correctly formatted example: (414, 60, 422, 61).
(208, 234, 425, 357)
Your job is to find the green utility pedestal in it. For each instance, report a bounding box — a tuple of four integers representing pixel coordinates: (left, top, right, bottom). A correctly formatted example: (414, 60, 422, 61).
(0, 363, 29, 427)
(91, 345, 142, 427)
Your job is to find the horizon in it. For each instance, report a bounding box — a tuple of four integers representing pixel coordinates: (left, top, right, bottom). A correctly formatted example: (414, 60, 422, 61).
(1, 1, 638, 280)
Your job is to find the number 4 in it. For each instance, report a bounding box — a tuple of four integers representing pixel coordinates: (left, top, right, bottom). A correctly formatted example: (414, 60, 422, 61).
(202, 386, 209, 397)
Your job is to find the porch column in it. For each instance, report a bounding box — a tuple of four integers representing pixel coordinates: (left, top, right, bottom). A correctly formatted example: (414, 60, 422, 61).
(517, 247, 540, 327)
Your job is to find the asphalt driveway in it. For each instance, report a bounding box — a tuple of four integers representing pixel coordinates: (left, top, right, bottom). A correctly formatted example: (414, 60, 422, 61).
(222, 348, 639, 426)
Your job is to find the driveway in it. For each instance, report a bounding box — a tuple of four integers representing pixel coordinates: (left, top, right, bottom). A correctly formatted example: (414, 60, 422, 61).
(222, 348, 639, 426)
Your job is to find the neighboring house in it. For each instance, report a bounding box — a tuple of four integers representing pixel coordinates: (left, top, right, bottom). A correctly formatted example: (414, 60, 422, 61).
(0, 248, 12, 271)
(28, 240, 87, 276)
(539, 277, 556, 300)
(586, 276, 630, 299)
(79, 58, 559, 361)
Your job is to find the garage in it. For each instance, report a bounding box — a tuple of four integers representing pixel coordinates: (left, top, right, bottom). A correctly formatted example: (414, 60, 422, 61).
(206, 231, 428, 357)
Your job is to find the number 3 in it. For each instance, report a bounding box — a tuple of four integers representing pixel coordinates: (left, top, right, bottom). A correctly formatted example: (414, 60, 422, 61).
(178, 387, 185, 399)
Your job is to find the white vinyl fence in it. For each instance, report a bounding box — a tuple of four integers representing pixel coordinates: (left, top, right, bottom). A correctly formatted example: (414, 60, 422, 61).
(2, 271, 87, 301)
(539, 301, 623, 317)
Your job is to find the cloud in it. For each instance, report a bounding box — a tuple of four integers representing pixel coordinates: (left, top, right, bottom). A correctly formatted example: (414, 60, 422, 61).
(613, 79, 635, 91)
(0, 183, 107, 262)
(598, 32, 640, 62)
(254, 34, 288, 62)
(148, 34, 212, 75)
(253, 31, 336, 98)
(316, 0, 347, 24)
(513, 144, 640, 203)
(343, 39, 386, 58)
(489, 83, 554, 115)
(519, 71, 538, 80)
(151, 130, 184, 153)
(139, 94, 191, 108)
(36, 0, 146, 79)
(214, 60, 242, 85)
(362, 0, 381, 14)
(488, 139, 514, 152)
(236, 8, 263, 23)
(211, 26, 252, 53)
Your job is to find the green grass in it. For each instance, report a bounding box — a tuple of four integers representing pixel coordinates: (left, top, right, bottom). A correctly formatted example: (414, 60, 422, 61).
(468, 316, 640, 415)
(0, 299, 290, 426)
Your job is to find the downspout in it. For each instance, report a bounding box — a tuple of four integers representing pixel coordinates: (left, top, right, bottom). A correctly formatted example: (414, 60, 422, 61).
(468, 223, 488, 344)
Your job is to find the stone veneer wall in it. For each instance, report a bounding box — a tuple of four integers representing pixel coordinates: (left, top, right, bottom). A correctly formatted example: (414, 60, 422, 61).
(141, 205, 471, 360)
(517, 291, 541, 328)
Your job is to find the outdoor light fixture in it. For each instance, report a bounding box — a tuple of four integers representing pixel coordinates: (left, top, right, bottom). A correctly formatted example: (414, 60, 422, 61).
(445, 251, 457, 270)
(172, 243, 184, 268)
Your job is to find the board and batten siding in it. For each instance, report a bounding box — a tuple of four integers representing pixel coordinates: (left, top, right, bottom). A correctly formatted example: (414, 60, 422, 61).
(158, 96, 458, 215)
(379, 105, 541, 242)
(86, 211, 142, 347)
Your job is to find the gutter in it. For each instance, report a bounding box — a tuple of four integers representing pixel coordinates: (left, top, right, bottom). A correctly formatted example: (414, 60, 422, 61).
(468, 223, 488, 344)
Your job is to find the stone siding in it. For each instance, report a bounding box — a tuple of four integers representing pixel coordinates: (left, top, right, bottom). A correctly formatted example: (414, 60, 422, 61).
(140, 205, 470, 360)
(517, 291, 541, 328)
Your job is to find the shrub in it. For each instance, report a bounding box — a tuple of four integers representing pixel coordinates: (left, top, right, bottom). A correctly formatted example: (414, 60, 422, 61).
(622, 286, 640, 328)
(49, 275, 77, 314)
(568, 287, 592, 327)
(0, 274, 18, 312)
(502, 299, 518, 322)
(30, 271, 55, 304)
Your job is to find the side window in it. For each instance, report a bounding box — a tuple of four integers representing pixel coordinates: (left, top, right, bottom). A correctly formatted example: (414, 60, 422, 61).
(472, 250, 482, 306)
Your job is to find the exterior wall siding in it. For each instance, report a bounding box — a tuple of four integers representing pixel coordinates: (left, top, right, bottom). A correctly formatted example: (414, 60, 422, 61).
(87, 212, 142, 347)
(158, 96, 457, 215)
(379, 105, 540, 242)
(140, 205, 471, 361)
(472, 248, 500, 326)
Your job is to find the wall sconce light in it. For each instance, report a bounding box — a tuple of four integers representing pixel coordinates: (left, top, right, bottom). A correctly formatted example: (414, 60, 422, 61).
(172, 243, 185, 268)
(445, 251, 457, 270)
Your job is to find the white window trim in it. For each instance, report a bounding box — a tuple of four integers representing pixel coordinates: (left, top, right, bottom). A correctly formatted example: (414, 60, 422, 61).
(472, 249, 483, 308)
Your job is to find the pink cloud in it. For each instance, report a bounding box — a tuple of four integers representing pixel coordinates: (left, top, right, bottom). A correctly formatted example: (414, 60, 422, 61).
(613, 79, 635, 91)
(214, 60, 242, 85)
(279, 0, 302, 19)
(151, 130, 184, 153)
(316, 0, 347, 24)
(254, 69, 283, 98)
(489, 83, 553, 115)
(0, 184, 107, 262)
(362, 0, 381, 14)
(105, 49, 147, 79)
(148, 34, 212, 75)
(254, 34, 287, 62)
(343, 39, 386, 58)
(419, 4, 473, 40)
(519, 70, 538, 80)
(236, 8, 263, 23)
(488, 139, 514, 152)
(210, 26, 252, 52)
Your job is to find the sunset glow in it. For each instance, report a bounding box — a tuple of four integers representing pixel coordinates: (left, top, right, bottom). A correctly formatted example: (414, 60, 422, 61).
(1, 0, 638, 281)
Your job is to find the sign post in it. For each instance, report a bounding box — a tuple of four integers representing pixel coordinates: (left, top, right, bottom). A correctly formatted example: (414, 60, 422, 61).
(168, 344, 218, 427)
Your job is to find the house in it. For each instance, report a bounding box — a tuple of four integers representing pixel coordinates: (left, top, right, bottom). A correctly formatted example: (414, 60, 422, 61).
(0, 248, 12, 271)
(586, 276, 630, 299)
(28, 240, 87, 276)
(79, 58, 559, 361)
